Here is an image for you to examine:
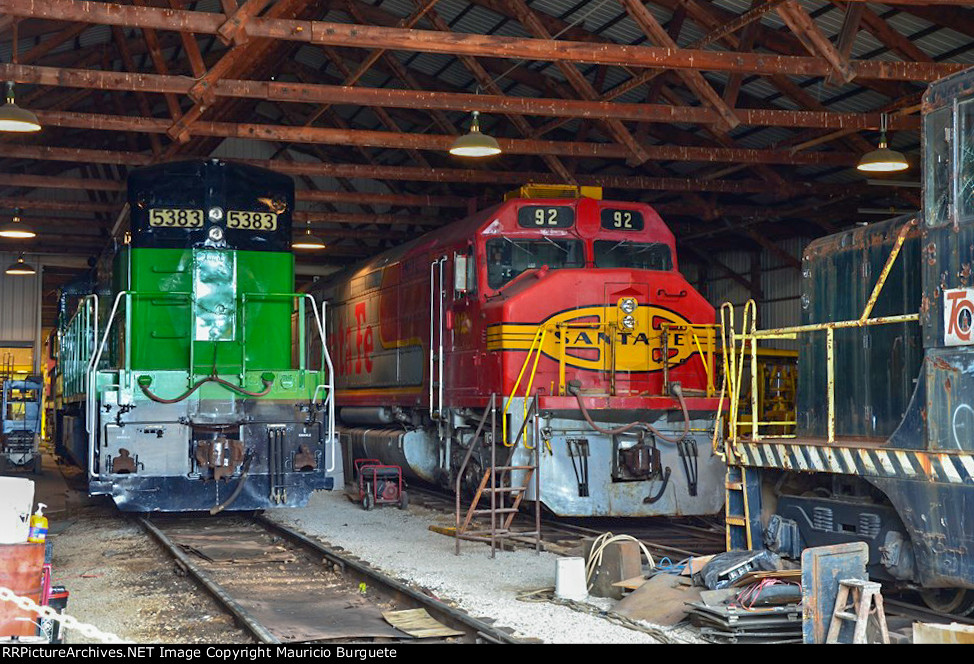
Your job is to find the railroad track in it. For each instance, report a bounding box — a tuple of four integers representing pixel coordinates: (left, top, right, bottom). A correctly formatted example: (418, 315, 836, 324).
(408, 484, 726, 561)
(138, 513, 521, 644)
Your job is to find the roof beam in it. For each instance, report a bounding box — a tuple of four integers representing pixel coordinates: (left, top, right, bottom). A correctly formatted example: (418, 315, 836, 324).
(777, 0, 855, 83)
(217, 0, 273, 45)
(0, 0, 960, 81)
(1, 63, 922, 131)
(619, 0, 740, 132)
(27, 108, 859, 166)
(0, 170, 470, 208)
(303, 0, 441, 128)
(0, 145, 867, 195)
(405, 3, 574, 182)
(503, 0, 650, 165)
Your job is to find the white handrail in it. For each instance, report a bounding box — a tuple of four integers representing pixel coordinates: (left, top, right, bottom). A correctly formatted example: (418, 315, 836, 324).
(302, 293, 337, 473)
(85, 290, 128, 480)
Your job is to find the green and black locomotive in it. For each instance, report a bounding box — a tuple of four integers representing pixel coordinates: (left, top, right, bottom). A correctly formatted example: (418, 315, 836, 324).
(53, 159, 339, 512)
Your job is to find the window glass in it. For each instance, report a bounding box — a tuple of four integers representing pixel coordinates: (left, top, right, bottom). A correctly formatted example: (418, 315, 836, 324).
(464, 246, 477, 296)
(925, 106, 951, 227)
(959, 100, 974, 221)
(594, 240, 672, 270)
(486, 238, 583, 290)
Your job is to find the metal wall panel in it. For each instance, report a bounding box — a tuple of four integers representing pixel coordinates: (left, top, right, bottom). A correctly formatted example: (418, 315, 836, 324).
(0, 252, 41, 367)
(679, 238, 810, 349)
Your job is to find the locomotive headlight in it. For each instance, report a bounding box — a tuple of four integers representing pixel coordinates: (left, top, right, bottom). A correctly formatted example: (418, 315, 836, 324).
(619, 297, 637, 314)
(208, 206, 224, 222)
(208, 226, 225, 242)
(621, 314, 636, 330)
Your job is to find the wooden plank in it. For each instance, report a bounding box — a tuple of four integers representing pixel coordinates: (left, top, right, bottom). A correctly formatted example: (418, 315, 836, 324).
(382, 609, 464, 639)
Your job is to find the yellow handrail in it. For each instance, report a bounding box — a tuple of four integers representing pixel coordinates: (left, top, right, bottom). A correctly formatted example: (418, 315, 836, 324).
(725, 219, 919, 448)
(503, 326, 546, 448)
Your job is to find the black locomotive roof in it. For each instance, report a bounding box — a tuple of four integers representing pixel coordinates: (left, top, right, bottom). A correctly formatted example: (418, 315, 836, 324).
(127, 159, 295, 253)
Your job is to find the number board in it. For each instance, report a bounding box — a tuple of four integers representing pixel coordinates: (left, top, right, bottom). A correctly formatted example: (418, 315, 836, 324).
(148, 209, 204, 228)
(517, 205, 575, 229)
(600, 208, 644, 231)
(227, 210, 278, 231)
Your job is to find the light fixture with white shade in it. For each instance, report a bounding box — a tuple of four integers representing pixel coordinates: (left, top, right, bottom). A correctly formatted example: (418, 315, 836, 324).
(0, 22, 41, 134)
(857, 113, 908, 173)
(4, 253, 36, 276)
(0, 209, 36, 239)
(0, 81, 41, 133)
(449, 111, 501, 158)
(292, 221, 325, 250)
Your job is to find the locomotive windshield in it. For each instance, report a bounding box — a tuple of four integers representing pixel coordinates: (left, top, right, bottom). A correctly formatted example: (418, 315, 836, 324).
(486, 237, 583, 289)
(960, 99, 974, 221)
(594, 240, 672, 270)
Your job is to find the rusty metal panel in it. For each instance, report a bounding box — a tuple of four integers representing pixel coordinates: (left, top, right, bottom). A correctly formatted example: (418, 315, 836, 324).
(798, 217, 922, 438)
(801, 541, 869, 644)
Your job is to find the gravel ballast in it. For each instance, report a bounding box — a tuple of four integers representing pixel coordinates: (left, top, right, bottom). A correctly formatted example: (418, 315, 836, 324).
(269, 489, 697, 644)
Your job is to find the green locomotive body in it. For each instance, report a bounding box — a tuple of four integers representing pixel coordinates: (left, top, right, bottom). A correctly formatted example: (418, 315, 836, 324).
(54, 159, 339, 512)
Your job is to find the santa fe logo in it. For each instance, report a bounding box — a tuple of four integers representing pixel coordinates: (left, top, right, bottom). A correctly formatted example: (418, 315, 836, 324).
(945, 288, 974, 346)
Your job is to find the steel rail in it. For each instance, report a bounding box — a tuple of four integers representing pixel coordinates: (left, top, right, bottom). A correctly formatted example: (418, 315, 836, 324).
(137, 517, 281, 644)
(253, 514, 522, 644)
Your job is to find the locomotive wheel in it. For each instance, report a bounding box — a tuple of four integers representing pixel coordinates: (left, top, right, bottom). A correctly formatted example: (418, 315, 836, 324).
(920, 588, 974, 615)
(398, 491, 409, 510)
(362, 490, 375, 511)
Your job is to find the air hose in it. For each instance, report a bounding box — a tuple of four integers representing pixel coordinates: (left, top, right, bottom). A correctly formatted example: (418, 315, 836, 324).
(138, 372, 275, 404)
(210, 450, 255, 516)
(571, 382, 691, 443)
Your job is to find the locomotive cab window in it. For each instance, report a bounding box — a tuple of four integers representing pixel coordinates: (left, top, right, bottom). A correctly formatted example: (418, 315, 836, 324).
(925, 106, 951, 227)
(594, 240, 672, 271)
(959, 99, 974, 222)
(486, 238, 583, 290)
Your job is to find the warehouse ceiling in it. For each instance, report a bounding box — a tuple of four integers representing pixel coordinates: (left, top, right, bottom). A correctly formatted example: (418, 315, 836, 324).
(0, 0, 971, 320)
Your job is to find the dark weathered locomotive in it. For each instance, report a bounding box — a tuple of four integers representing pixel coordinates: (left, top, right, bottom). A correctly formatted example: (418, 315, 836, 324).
(53, 159, 338, 512)
(310, 185, 725, 517)
(723, 68, 974, 613)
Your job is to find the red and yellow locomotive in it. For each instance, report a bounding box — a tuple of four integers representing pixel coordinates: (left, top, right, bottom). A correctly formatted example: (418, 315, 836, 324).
(314, 186, 725, 516)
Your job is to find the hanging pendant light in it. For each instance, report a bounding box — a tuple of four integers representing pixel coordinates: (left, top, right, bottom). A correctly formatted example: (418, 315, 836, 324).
(449, 111, 501, 158)
(4, 253, 36, 276)
(292, 221, 325, 250)
(857, 113, 908, 173)
(0, 209, 35, 239)
(1, 22, 40, 133)
(0, 82, 41, 133)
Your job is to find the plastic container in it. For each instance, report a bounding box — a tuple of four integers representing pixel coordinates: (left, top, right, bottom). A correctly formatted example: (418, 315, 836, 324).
(27, 503, 47, 544)
(0, 477, 34, 544)
(555, 556, 588, 601)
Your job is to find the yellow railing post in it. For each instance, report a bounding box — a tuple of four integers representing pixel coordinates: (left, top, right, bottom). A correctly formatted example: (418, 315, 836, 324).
(826, 326, 835, 444)
(558, 323, 567, 396)
(750, 334, 759, 442)
(859, 218, 916, 325)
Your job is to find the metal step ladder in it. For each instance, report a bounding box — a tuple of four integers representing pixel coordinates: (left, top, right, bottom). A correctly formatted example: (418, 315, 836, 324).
(454, 394, 542, 558)
(725, 464, 760, 551)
